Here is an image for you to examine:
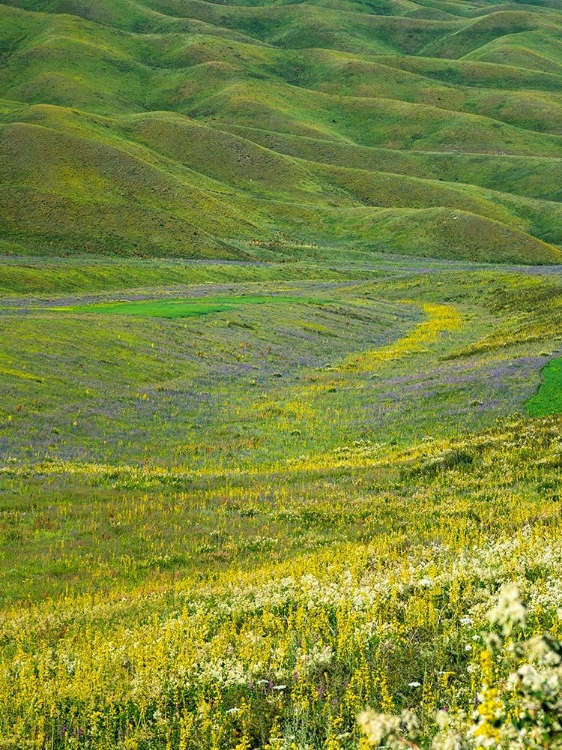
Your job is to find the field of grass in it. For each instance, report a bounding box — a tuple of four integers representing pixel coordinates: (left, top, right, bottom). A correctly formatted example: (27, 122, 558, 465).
(2, 254, 562, 747)
(1, 0, 562, 262)
(55, 296, 328, 319)
(3, 0, 562, 746)
(527, 355, 562, 417)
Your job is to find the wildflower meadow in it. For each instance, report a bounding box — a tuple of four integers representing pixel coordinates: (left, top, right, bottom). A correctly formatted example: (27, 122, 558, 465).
(3, 0, 562, 744)
(1, 255, 562, 748)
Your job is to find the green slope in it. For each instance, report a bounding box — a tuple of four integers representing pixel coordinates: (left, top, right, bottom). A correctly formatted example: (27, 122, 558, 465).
(1, 0, 562, 262)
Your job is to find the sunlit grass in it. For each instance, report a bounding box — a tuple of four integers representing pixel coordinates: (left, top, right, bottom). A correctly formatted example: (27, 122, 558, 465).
(0, 257, 561, 747)
(55, 295, 330, 319)
(1, 0, 562, 263)
(527, 355, 562, 416)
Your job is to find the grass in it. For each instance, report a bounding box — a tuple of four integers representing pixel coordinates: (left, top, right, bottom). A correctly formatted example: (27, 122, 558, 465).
(1, 256, 562, 747)
(4, 0, 562, 745)
(55, 295, 329, 319)
(1, 0, 562, 262)
(0, 258, 378, 296)
(527, 355, 562, 416)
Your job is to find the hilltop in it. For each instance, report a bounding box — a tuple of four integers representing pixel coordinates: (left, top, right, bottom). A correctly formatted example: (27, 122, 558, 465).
(1, 0, 562, 262)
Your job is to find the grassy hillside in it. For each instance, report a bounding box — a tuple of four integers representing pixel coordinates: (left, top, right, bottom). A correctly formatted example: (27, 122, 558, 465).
(3, 2, 562, 746)
(2, 255, 562, 747)
(1, 0, 562, 262)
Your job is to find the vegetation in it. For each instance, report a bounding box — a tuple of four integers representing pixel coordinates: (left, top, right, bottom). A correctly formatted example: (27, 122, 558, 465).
(527, 356, 562, 417)
(1, 254, 562, 747)
(2, 0, 562, 746)
(1, 0, 562, 262)
(56, 296, 328, 319)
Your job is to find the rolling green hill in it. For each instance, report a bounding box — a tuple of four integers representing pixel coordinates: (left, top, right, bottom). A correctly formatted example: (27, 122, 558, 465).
(5, 3, 562, 746)
(1, 0, 562, 262)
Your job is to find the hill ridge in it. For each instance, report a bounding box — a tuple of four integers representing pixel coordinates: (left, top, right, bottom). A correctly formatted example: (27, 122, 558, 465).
(1, 0, 562, 263)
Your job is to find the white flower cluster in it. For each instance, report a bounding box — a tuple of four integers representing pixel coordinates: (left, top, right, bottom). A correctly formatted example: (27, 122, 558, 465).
(297, 643, 333, 675)
(358, 708, 419, 748)
(359, 585, 562, 750)
(488, 582, 527, 636)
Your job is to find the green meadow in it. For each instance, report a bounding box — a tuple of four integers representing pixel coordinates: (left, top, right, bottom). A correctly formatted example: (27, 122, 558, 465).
(2, 0, 562, 747)
(527, 355, 562, 417)
(2, 254, 562, 747)
(56, 296, 328, 319)
(1, 0, 562, 263)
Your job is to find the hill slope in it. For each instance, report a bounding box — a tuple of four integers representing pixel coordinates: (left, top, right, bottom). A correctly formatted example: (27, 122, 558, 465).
(1, 0, 562, 262)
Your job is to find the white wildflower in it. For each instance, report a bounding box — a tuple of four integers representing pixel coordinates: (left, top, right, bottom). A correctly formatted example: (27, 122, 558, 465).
(488, 582, 526, 636)
(358, 709, 418, 747)
(298, 643, 334, 674)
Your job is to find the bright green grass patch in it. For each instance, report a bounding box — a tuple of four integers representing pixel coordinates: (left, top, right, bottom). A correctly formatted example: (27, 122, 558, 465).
(59, 295, 327, 318)
(527, 356, 562, 416)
